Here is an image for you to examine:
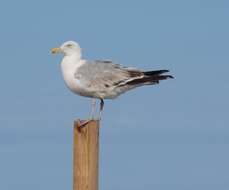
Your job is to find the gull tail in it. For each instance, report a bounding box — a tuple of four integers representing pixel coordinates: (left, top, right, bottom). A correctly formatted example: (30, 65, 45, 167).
(126, 69, 174, 86)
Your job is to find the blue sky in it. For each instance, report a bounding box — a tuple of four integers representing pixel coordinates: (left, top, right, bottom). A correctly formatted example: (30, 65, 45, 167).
(0, 0, 229, 189)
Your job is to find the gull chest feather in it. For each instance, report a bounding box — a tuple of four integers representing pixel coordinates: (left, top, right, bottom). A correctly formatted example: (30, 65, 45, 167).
(60, 57, 86, 95)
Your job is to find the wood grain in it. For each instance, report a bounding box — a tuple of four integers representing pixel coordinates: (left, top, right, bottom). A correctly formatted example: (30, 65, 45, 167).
(73, 120, 99, 190)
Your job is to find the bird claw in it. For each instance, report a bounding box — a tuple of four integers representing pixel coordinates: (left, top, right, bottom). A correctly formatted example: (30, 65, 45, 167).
(76, 119, 92, 132)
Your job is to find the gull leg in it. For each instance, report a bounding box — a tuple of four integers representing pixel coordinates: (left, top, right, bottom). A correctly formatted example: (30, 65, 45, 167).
(99, 99, 104, 120)
(76, 99, 96, 130)
(90, 98, 96, 119)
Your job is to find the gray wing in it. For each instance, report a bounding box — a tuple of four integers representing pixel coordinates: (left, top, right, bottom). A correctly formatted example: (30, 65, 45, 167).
(75, 60, 143, 91)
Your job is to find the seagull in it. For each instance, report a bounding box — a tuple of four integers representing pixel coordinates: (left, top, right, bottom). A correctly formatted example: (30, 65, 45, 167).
(51, 41, 173, 126)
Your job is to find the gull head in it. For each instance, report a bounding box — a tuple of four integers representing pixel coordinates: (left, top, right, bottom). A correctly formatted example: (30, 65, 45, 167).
(51, 41, 82, 57)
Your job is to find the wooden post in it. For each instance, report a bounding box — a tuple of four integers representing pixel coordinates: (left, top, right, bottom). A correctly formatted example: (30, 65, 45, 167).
(73, 120, 100, 190)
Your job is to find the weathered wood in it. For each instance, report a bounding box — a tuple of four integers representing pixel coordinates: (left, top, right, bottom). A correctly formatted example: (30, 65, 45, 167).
(73, 120, 99, 190)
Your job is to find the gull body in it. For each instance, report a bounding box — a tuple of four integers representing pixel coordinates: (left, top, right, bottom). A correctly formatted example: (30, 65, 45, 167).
(58, 41, 87, 97)
(61, 57, 87, 97)
(51, 41, 173, 120)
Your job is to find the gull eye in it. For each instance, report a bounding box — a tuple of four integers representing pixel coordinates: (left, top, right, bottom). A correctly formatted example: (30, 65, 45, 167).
(66, 44, 73, 48)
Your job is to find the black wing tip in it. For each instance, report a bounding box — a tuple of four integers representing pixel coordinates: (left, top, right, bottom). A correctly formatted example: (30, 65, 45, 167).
(161, 69, 170, 73)
(144, 69, 174, 79)
(144, 69, 170, 76)
(162, 70, 174, 79)
(167, 75, 174, 79)
(158, 75, 174, 80)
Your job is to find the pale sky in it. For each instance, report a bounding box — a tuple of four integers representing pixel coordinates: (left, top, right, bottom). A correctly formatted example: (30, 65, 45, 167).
(0, 0, 229, 189)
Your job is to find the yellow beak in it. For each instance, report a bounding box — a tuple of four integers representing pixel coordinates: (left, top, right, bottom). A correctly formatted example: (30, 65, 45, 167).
(51, 47, 62, 54)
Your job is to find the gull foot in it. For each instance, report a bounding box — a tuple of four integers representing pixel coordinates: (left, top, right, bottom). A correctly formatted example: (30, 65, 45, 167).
(76, 119, 92, 132)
